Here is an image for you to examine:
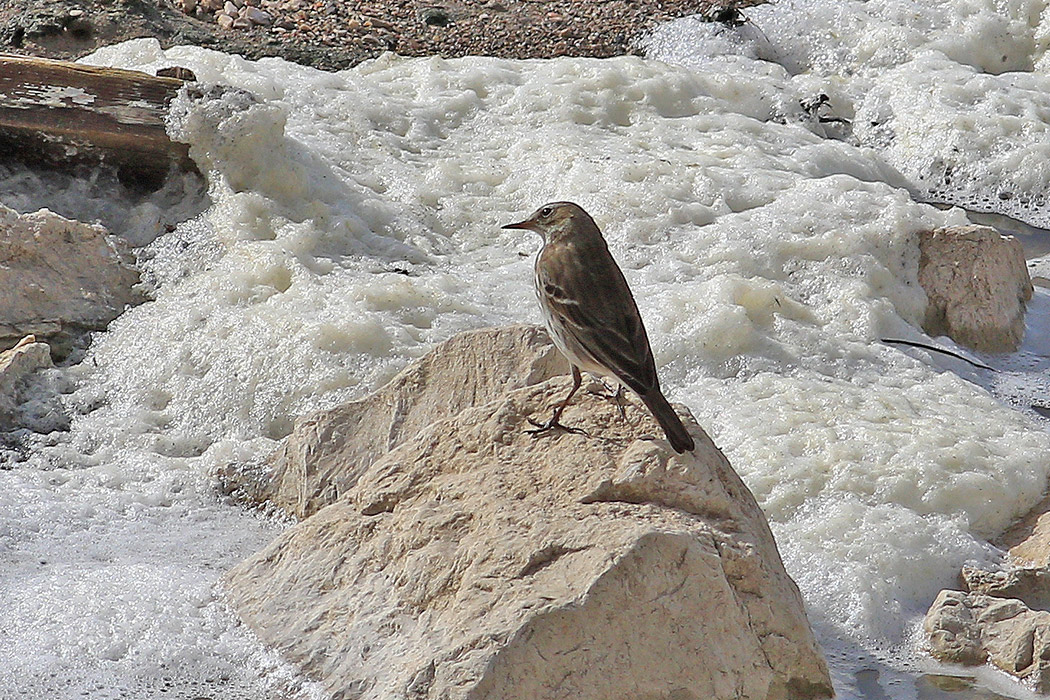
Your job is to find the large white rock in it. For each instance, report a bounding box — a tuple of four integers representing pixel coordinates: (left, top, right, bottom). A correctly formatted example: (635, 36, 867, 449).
(224, 326, 832, 700)
(220, 324, 568, 518)
(0, 204, 143, 356)
(917, 225, 1032, 352)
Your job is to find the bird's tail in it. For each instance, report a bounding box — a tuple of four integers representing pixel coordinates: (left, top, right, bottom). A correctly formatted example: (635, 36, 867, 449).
(641, 389, 695, 454)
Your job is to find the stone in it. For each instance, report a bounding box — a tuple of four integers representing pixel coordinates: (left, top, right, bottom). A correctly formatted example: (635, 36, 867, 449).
(917, 225, 1032, 352)
(924, 590, 988, 665)
(0, 205, 143, 358)
(225, 367, 833, 700)
(0, 335, 52, 430)
(925, 590, 1050, 691)
(223, 327, 827, 700)
(218, 324, 568, 518)
(243, 6, 272, 25)
(962, 565, 1050, 612)
(180, 0, 198, 14)
(216, 12, 235, 29)
(420, 6, 451, 27)
(999, 492, 1050, 568)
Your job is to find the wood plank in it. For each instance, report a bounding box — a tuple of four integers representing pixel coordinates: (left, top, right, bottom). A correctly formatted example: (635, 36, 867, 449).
(0, 53, 196, 185)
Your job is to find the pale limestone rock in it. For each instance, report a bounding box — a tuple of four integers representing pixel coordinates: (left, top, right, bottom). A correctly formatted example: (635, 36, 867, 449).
(225, 332, 832, 700)
(917, 225, 1032, 352)
(925, 590, 1050, 691)
(0, 335, 52, 430)
(1000, 492, 1050, 568)
(0, 205, 143, 356)
(219, 324, 568, 518)
(962, 565, 1050, 612)
(924, 590, 987, 665)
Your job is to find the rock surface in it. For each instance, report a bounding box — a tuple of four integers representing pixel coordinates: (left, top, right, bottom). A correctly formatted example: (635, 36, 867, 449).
(925, 589, 1050, 692)
(962, 565, 1050, 613)
(925, 492, 1050, 690)
(0, 204, 144, 357)
(917, 225, 1032, 352)
(999, 492, 1050, 568)
(220, 324, 568, 518)
(224, 325, 832, 700)
(0, 334, 52, 430)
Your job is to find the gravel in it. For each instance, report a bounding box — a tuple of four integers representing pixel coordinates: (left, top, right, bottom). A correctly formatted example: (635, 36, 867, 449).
(1, 0, 764, 71)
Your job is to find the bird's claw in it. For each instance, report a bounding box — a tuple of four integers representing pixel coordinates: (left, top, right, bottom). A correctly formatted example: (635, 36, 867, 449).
(525, 415, 587, 436)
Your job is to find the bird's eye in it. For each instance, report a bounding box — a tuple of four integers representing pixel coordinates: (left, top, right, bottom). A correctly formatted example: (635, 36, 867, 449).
(539, 206, 554, 218)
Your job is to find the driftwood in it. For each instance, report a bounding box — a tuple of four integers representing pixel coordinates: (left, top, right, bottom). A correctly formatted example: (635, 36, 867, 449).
(0, 53, 196, 186)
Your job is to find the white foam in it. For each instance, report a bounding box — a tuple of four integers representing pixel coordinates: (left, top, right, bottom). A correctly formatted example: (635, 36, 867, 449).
(647, 0, 1050, 228)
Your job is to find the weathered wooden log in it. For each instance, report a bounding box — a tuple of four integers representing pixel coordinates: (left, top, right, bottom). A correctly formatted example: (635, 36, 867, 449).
(0, 53, 197, 187)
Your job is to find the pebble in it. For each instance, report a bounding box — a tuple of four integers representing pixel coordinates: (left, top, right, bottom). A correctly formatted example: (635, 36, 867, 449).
(232, 16, 252, 28)
(420, 7, 451, 27)
(180, 0, 198, 13)
(244, 6, 273, 25)
(224, 1, 238, 15)
(216, 12, 235, 28)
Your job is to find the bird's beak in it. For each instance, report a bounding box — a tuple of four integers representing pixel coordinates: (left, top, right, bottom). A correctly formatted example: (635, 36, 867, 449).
(501, 218, 534, 231)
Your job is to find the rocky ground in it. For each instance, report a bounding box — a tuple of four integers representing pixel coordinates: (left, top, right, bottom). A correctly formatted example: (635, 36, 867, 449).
(1, 0, 762, 71)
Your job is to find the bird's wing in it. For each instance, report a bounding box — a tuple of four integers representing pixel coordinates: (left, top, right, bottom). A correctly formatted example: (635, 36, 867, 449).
(539, 243, 658, 394)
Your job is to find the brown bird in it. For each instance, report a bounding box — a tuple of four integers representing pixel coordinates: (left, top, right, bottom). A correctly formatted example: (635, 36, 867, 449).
(502, 202, 695, 453)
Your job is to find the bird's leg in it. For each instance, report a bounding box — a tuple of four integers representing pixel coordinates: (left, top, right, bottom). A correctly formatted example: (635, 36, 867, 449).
(527, 365, 586, 436)
(609, 383, 628, 422)
(588, 379, 629, 421)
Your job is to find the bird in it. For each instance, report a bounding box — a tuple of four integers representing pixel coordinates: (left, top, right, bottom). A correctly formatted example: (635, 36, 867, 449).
(502, 202, 695, 454)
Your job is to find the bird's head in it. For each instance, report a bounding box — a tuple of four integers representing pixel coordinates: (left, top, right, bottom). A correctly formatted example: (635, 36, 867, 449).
(501, 201, 596, 243)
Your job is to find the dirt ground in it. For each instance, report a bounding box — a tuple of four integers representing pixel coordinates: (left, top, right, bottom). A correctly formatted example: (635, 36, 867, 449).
(1, 0, 762, 71)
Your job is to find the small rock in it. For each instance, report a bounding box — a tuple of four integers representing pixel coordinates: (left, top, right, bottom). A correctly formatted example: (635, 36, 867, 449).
(0, 335, 53, 431)
(924, 590, 987, 665)
(918, 225, 1032, 352)
(420, 6, 451, 27)
(200, 0, 223, 11)
(179, 0, 197, 14)
(367, 16, 397, 31)
(963, 565, 1050, 611)
(232, 17, 252, 28)
(216, 12, 235, 28)
(925, 586, 1050, 691)
(243, 6, 272, 25)
(0, 205, 144, 358)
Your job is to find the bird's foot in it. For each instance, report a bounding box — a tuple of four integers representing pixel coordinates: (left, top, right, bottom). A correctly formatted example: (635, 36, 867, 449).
(525, 415, 587, 437)
(588, 382, 628, 421)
